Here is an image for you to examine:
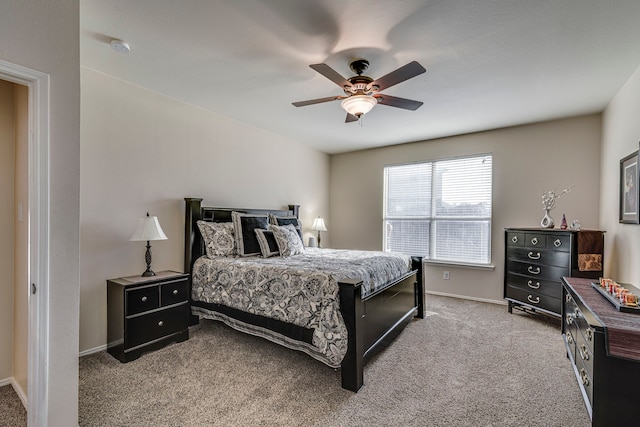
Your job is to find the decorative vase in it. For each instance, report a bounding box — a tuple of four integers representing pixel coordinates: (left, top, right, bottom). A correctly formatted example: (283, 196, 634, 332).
(540, 209, 555, 228)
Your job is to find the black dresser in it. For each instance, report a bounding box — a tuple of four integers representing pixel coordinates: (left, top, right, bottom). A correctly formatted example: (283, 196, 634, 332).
(562, 277, 640, 426)
(504, 228, 604, 317)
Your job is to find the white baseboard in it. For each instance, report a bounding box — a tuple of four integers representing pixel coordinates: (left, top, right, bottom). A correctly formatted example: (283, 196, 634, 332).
(79, 344, 107, 357)
(0, 377, 11, 387)
(12, 378, 27, 409)
(426, 290, 507, 306)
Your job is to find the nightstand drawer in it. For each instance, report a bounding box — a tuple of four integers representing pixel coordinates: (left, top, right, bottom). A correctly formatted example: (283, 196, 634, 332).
(126, 285, 160, 315)
(126, 303, 189, 349)
(160, 278, 189, 306)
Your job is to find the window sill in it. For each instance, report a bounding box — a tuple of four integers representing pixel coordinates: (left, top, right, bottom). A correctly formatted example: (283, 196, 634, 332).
(422, 260, 495, 271)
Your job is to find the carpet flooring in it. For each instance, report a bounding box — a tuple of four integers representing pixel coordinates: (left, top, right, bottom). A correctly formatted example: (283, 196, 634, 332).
(0, 385, 26, 427)
(77, 295, 591, 426)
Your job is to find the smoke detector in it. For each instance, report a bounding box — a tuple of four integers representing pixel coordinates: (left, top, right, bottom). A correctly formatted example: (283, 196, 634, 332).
(110, 39, 131, 54)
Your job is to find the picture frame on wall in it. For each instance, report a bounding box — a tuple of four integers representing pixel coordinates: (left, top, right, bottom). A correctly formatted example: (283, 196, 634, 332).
(620, 150, 639, 224)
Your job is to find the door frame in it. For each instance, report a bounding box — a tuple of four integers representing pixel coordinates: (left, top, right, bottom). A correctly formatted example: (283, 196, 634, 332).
(0, 59, 50, 426)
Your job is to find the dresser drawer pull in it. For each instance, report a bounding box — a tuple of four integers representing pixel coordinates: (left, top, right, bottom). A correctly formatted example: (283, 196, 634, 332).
(511, 236, 519, 243)
(585, 327, 594, 341)
(527, 251, 541, 260)
(565, 294, 572, 303)
(579, 344, 590, 361)
(527, 280, 540, 289)
(172, 289, 179, 295)
(527, 266, 541, 275)
(530, 237, 539, 246)
(554, 239, 562, 248)
(158, 321, 164, 327)
(565, 314, 574, 325)
(580, 368, 590, 386)
(527, 295, 540, 304)
(566, 333, 574, 344)
(141, 296, 148, 302)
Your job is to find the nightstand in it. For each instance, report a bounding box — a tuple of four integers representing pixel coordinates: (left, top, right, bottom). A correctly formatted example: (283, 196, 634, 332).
(107, 270, 190, 362)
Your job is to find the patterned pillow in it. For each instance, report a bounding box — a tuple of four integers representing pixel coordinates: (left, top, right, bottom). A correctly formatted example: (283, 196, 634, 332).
(269, 223, 305, 257)
(232, 211, 269, 257)
(197, 221, 236, 258)
(268, 214, 303, 241)
(255, 229, 279, 257)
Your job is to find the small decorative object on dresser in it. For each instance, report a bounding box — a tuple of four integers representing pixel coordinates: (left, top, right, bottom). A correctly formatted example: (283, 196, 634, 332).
(107, 271, 189, 362)
(540, 187, 573, 228)
(504, 228, 604, 317)
(562, 277, 640, 426)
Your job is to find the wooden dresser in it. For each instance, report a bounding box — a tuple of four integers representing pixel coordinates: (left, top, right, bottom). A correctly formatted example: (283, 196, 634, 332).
(562, 277, 640, 426)
(504, 228, 604, 317)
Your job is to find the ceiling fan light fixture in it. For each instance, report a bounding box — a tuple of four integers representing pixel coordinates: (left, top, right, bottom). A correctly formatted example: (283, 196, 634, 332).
(341, 95, 377, 117)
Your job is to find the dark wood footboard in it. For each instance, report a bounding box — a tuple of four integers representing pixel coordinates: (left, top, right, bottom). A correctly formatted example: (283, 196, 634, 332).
(338, 258, 422, 392)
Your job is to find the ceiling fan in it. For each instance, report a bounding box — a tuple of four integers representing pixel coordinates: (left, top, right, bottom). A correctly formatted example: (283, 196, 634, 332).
(292, 59, 426, 123)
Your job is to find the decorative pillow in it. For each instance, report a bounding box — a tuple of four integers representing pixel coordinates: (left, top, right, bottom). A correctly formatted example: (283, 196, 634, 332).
(269, 223, 305, 257)
(197, 221, 236, 258)
(255, 229, 280, 257)
(232, 211, 269, 257)
(268, 214, 303, 241)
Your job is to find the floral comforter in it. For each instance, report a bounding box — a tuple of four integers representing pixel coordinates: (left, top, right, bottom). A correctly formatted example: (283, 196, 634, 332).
(191, 248, 411, 367)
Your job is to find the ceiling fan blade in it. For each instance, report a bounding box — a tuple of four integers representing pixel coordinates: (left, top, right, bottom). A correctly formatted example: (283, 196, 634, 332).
(292, 95, 343, 107)
(345, 113, 359, 123)
(375, 94, 423, 111)
(310, 63, 352, 89)
(372, 61, 426, 91)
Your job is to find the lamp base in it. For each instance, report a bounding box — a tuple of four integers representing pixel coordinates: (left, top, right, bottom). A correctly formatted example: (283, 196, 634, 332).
(141, 270, 156, 277)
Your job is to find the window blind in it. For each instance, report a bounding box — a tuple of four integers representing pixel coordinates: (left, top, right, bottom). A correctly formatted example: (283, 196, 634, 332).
(383, 155, 492, 265)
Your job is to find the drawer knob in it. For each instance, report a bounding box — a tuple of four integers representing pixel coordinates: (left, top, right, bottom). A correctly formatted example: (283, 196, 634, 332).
(527, 266, 541, 275)
(585, 327, 594, 341)
(566, 314, 574, 325)
(580, 368, 590, 386)
(173, 289, 179, 295)
(554, 239, 562, 247)
(527, 280, 540, 289)
(566, 333, 574, 344)
(158, 321, 164, 327)
(531, 237, 538, 245)
(579, 344, 590, 361)
(141, 296, 148, 302)
(527, 251, 541, 260)
(527, 295, 540, 304)
(565, 294, 572, 303)
(511, 236, 519, 243)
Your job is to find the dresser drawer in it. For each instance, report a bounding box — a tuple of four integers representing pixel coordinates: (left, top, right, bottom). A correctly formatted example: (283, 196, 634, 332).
(126, 303, 189, 349)
(507, 247, 571, 268)
(506, 231, 525, 247)
(575, 327, 594, 378)
(506, 285, 560, 313)
(505, 273, 561, 298)
(160, 278, 189, 306)
(126, 285, 160, 316)
(576, 357, 594, 408)
(506, 260, 570, 282)
(546, 234, 571, 252)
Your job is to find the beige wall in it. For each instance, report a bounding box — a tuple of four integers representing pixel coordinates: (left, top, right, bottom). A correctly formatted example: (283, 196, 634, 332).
(1, 0, 81, 424)
(330, 115, 602, 303)
(79, 68, 330, 353)
(0, 80, 15, 383)
(14, 83, 29, 395)
(600, 65, 640, 281)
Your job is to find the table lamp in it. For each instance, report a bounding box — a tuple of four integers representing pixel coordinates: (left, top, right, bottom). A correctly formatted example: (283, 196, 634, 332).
(130, 213, 167, 277)
(312, 217, 328, 248)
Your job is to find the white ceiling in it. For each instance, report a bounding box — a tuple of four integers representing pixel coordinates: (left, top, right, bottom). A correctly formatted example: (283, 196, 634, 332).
(80, 0, 640, 154)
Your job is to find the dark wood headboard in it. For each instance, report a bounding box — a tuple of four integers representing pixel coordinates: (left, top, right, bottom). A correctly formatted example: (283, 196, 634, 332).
(184, 198, 299, 274)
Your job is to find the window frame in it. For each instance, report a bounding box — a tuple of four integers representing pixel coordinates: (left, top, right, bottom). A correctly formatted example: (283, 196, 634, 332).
(383, 154, 493, 267)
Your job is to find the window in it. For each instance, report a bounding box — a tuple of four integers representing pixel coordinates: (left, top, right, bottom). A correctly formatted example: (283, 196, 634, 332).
(383, 154, 493, 265)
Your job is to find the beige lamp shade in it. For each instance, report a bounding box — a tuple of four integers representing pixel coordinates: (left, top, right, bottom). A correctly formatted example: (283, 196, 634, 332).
(312, 217, 327, 232)
(130, 215, 167, 241)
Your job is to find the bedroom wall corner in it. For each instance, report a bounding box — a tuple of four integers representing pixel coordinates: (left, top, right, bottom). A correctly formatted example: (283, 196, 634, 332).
(600, 64, 640, 283)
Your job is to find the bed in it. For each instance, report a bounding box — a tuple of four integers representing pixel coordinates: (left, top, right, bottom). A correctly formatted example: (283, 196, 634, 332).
(184, 197, 424, 392)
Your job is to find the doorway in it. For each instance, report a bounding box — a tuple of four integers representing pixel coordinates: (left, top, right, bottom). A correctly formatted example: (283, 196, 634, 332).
(0, 59, 51, 426)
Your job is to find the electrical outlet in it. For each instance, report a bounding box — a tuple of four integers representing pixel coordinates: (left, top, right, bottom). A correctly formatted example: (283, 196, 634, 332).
(443, 271, 450, 280)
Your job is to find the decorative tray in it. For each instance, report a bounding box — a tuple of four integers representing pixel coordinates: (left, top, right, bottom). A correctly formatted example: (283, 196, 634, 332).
(591, 281, 640, 313)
